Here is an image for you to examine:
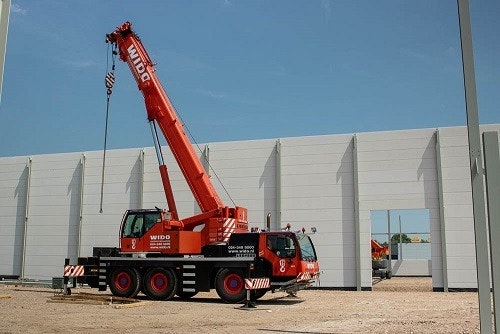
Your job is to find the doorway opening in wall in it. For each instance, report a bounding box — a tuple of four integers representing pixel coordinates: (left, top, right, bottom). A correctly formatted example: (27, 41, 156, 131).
(370, 209, 432, 292)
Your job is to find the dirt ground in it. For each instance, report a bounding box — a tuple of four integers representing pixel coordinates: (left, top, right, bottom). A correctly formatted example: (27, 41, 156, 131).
(0, 277, 484, 333)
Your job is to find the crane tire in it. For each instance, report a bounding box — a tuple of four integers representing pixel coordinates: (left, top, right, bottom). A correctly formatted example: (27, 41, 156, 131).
(215, 268, 246, 303)
(143, 267, 177, 300)
(109, 267, 141, 298)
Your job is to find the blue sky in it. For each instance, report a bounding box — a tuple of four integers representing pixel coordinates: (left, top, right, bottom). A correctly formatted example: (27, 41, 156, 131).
(371, 209, 430, 239)
(0, 1, 498, 157)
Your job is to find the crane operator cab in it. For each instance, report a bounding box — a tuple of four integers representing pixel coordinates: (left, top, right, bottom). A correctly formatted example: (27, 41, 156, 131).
(121, 210, 161, 239)
(266, 234, 297, 258)
(228, 231, 318, 282)
(119, 209, 202, 255)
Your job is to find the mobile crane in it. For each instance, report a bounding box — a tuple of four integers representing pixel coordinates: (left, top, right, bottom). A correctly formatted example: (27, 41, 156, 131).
(371, 239, 392, 279)
(63, 22, 319, 303)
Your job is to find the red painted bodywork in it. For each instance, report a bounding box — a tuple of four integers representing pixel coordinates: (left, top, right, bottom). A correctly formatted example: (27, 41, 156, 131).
(258, 232, 319, 280)
(371, 239, 389, 260)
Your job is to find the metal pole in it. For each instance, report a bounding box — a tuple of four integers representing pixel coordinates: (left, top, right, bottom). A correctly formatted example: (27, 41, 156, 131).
(399, 215, 402, 260)
(483, 131, 500, 333)
(387, 210, 392, 273)
(457, 1, 492, 332)
(0, 0, 10, 104)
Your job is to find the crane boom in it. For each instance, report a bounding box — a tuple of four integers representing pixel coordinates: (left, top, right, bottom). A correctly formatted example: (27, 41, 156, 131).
(107, 22, 247, 248)
(107, 22, 223, 213)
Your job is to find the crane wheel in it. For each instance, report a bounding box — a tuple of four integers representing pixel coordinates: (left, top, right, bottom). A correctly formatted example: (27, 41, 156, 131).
(142, 267, 177, 300)
(215, 268, 246, 303)
(109, 267, 141, 298)
(386, 270, 393, 279)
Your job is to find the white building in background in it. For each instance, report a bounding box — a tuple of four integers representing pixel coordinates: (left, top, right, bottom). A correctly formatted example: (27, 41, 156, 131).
(0, 124, 498, 291)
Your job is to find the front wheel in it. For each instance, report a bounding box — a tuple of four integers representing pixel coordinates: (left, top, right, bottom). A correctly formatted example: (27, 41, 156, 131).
(142, 267, 177, 300)
(109, 267, 141, 298)
(215, 268, 246, 303)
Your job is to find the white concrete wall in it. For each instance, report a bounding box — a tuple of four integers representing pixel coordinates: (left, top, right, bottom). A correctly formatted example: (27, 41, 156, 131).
(357, 128, 441, 287)
(0, 124, 498, 289)
(436, 124, 500, 289)
(0, 156, 29, 277)
(79, 149, 142, 258)
(208, 139, 278, 227)
(22, 153, 82, 280)
(391, 260, 432, 276)
(280, 134, 356, 287)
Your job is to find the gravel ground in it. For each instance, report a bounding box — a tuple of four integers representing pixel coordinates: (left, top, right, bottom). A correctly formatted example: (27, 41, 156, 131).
(0, 277, 483, 333)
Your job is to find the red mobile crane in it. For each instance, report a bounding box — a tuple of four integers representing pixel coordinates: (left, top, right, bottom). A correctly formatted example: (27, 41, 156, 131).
(64, 22, 319, 303)
(371, 239, 392, 279)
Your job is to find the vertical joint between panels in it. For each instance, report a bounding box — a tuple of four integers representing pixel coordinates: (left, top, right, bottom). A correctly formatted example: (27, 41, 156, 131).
(78, 154, 86, 258)
(435, 129, 448, 292)
(275, 139, 282, 230)
(353, 134, 361, 291)
(139, 149, 145, 209)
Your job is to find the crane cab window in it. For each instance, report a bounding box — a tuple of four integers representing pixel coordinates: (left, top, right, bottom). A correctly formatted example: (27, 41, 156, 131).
(266, 235, 296, 258)
(122, 212, 161, 238)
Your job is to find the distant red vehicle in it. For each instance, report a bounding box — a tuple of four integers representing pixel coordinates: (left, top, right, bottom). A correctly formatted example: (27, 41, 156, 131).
(371, 239, 392, 279)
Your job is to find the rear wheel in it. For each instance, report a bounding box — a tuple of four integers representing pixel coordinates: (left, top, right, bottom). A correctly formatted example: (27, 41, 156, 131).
(386, 270, 393, 279)
(215, 268, 246, 303)
(143, 267, 177, 300)
(109, 267, 141, 298)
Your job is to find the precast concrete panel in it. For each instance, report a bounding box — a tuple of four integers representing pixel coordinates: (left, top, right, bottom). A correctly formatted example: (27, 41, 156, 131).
(356, 128, 440, 287)
(0, 156, 29, 277)
(436, 124, 500, 289)
(437, 126, 476, 289)
(280, 134, 355, 287)
(208, 139, 278, 228)
(22, 153, 82, 280)
(79, 149, 143, 257)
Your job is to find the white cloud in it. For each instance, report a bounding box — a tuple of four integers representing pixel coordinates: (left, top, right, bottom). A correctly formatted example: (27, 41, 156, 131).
(11, 3, 27, 15)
